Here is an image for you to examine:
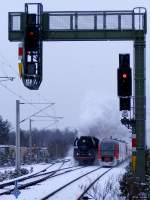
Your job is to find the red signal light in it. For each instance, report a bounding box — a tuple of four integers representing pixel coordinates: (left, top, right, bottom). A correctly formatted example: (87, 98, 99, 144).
(28, 31, 34, 36)
(122, 73, 127, 78)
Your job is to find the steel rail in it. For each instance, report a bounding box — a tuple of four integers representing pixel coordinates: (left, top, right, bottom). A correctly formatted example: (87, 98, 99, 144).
(0, 161, 66, 195)
(0, 158, 70, 189)
(0, 162, 55, 189)
(0, 164, 83, 196)
(77, 160, 130, 199)
(77, 167, 113, 199)
(40, 166, 103, 200)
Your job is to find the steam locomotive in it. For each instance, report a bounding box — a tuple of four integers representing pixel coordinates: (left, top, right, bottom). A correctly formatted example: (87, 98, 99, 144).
(73, 136, 129, 166)
(73, 136, 99, 165)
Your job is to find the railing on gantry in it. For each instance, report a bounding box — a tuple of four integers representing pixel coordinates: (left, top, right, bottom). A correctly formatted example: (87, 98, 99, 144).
(9, 7, 147, 42)
(46, 8, 146, 32)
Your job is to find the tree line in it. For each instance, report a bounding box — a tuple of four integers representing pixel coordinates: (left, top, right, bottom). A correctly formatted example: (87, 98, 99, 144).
(0, 115, 78, 159)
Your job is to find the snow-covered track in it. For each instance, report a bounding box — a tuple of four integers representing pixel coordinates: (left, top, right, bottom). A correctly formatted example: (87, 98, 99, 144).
(77, 167, 113, 199)
(40, 166, 103, 200)
(0, 159, 70, 190)
(0, 163, 55, 189)
(77, 161, 129, 199)
(0, 165, 83, 196)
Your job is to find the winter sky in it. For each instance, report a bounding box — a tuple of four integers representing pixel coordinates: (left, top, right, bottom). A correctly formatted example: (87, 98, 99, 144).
(0, 0, 150, 144)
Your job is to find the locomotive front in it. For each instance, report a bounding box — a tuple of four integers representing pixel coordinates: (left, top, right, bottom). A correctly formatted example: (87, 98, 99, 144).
(100, 139, 119, 166)
(99, 138, 129, 167)
(73, 136, 99, 165)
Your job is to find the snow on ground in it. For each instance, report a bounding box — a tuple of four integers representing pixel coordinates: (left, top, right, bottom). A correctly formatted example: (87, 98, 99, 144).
(0, 161, 128, 200)
(0, 163, 51, 185)
(49, 162, 128, 200)
(0, 163, 48, 175)
(85, 162, 128, 200)
(50, 167, 110, 200)
(1, 166, 100, 200)
(0, 158, 73, 185)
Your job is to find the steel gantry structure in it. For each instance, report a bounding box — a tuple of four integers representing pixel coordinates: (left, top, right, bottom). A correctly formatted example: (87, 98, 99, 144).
(8, 4, 147, 181)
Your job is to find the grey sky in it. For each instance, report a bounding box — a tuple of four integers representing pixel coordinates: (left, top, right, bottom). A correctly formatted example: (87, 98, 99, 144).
(0, 0, 150, 145)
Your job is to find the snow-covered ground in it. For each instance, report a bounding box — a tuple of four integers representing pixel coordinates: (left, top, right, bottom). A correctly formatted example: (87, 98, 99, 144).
(0, 160, 128, 200)
(49, 162, 128, 200)
(0, 163, 48, 174)
(0, 158, 73, 184)
(85, 162, 127, 200)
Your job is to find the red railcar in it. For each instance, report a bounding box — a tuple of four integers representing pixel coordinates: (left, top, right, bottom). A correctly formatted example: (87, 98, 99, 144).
(98, 138, 129, 167)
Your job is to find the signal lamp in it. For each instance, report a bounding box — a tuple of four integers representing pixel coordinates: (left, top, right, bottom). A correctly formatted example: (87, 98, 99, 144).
(117, 54, 132, 97)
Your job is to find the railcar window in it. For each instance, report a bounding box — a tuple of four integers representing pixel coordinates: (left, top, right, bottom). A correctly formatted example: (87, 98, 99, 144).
(0, 148, 5, 154)
(101, 143, 115, 150)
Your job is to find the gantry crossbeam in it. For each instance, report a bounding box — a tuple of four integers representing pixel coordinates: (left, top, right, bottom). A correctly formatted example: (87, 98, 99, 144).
(9, 8, 146, 41)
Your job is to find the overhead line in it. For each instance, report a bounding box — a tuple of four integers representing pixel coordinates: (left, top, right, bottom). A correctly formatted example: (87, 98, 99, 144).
(0, 53, 60, 129)
(0, 82, 57, 121)
(20, 104, 53, 124)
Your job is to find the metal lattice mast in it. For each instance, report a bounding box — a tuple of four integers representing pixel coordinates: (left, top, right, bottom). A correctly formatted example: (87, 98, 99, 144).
(134, 37, 146, 181)
(16, 100, 21, 171)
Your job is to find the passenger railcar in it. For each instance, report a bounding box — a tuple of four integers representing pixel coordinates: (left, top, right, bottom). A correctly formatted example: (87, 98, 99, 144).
(73, 136, 99, 165)
(99, 138, 128, 167)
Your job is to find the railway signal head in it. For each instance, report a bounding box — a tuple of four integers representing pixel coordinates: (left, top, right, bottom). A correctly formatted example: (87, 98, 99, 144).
(24, 14, 39, 52)
(25, 26, 39, 52)
(117, 54, 132, 97)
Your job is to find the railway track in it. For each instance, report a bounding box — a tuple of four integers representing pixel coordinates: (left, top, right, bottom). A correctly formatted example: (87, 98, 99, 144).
(0, 158, 70, 190)
(0, 164, 83, 196)
(40, 166, 107, 200)
(1, 161, 128, 200)
(77, 167, 113, 199)
(51, 162, 127, 200)
(0, 162, 55, 189)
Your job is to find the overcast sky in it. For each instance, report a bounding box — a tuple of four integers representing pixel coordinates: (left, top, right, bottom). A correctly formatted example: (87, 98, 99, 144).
(0, 0, 150, 144)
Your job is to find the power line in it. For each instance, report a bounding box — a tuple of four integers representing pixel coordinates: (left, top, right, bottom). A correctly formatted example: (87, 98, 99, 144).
(0, 60, 9, 77)
(0, 53, 19, 77)
(20, 104, 54, 124)
(0, 53, 61, 129)
(0, 82, 54, 116)
(0, 82, 57, 125)
(0, 82, 24, 100)
(42, 120, 59, 130)
(0, 53, 57, 118)
(35, 92, 58, 123)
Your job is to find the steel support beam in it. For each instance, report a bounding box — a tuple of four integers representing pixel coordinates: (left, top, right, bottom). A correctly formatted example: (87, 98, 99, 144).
(134, 37, 146, 181)
(16, 100, 21, 171)
(42, 31, 138, 41)
(29, 119, 32, 150)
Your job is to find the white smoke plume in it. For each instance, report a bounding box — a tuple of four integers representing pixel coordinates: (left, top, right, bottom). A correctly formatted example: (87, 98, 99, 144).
(79, 91, 130, 143)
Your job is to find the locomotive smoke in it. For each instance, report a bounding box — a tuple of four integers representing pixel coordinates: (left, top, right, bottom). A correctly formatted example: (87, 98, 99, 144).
(79, 92, 130, 143)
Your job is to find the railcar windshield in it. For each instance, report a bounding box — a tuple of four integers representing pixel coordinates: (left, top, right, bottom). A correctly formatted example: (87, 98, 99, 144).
(101, 142, 115, 150)
(0, 148, 5, 153)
